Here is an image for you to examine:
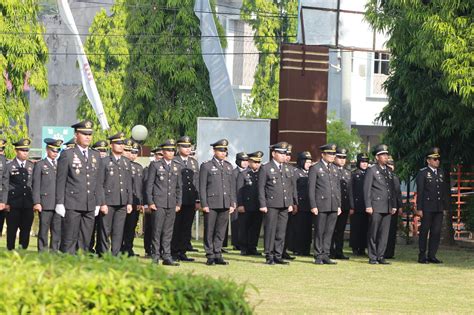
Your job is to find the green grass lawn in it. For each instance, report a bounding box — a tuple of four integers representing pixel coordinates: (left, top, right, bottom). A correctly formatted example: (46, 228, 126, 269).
(1, 235, 473, 314)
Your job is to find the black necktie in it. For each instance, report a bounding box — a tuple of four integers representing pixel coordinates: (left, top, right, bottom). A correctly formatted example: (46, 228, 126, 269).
(53, 160, 57, 167)
(434, 169, 437, 175)
(83, 150, 88, 162)
(20, 162, 24, 168)
(184, 159, 188, 167)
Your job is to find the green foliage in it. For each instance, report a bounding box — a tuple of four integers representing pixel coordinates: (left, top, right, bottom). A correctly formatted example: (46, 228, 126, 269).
(78, 0, 221, 147)
(209, 0, 228, 49)
(77, 2, 130, 141)
(365, 0, 474, 180)
(0, 251, 252, 314)
(240, 0, 298, 118)
(121, 0, 217, 148)
(327, 112, 364, 162)
(0, 0, 48, 158)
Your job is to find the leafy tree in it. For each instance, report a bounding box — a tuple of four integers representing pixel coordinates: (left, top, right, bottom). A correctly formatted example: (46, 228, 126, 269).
(366, 0, 473, 243)
(77, 1, 129, 141)
(121, 0, 217, 148)
(78, 0, 224, 147)
(240, 0, 298, 118)
(366, 0, 474, 180)
(0, 0, 48, 158)
(327, 112, 364, 162)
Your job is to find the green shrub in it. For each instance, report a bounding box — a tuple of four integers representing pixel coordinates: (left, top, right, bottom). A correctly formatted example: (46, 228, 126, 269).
(0, 251, 253, 314)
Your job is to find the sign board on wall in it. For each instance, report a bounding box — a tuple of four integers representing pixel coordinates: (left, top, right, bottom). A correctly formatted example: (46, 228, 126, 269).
(196, 117, 271, 166)
(41, 126, 74, 158)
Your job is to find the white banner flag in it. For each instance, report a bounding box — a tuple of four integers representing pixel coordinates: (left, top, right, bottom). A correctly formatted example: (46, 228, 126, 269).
(194, 0, 239, 118)
(57, 0, 110, 130)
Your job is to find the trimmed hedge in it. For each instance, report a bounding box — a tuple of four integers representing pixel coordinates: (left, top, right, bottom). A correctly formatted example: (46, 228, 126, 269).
(0, 251, 253, 314)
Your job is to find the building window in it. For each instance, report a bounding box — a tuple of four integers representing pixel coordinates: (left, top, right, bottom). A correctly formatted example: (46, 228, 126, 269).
(373, 52, 390, 75)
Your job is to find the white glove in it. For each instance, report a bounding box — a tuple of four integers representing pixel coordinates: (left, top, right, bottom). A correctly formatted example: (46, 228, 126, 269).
(55, 204, 66, 218)
(95, 206, 100, 217)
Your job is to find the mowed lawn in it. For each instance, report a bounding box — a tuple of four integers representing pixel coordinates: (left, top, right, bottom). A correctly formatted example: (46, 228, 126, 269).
(1, 236, 473, 314)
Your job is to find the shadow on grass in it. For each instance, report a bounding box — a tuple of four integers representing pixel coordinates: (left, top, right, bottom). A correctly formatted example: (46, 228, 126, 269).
(1, 236, 472, 270)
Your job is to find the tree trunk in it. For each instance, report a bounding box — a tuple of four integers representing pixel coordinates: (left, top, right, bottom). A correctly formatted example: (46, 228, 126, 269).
(441, 168, 455, 245)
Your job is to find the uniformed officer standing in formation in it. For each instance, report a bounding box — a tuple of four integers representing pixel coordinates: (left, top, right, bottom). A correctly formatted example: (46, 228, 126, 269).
(229, 152, 249, 251)
(199, 139, 235, 265)
(282, 144, 297, 260)
(236, 151, 264, 256)
(363, 144, 397, 264)
(385, 156, 403, 259)
(88, 140, 108, 253)
(63, 138, 76, 150)
(258, 142, 295, 265)
(350, 153, 370, 256)
(32, 138, 63, 252)
(308, 143, 341, 265)
(92, 140, 108, 158)
(121, 140, 144, 257)
(416, 147, 448, 264)
(143, 147, 163, 257)
(56, 120, 103, 254)
(5, 139, 34, 250)
(96, 132, 133, 256)
(0, 139, 8, 236)
(291, 151, 313, 256)
(330, 147, 353, 260)
(171, 136, 200, 262)
(146, 139, 182, 266)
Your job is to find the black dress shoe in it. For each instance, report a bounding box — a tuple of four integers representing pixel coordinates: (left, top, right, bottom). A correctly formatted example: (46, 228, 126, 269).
(418, 258, 429, 264)
(221, 248, 229, 253)
(206, 258, 216, 266)
(282, 252, 295, 260)
(163, 259, 180, 266)
(179, 254, 195, 262)
(232, 246, 241, 251)
(215, 258, 229, 265)
(265, 259, 275, 265)
(323, 258, 337, 265)
(274, 258, 289, 265)
(358, 249, 366, 256)
(187, 247, 199, 252)
(427, 257, 443, 264)
(378, 259, 391, 265)
(314, 259, 324, 265)
(369, 260, 379, 264)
